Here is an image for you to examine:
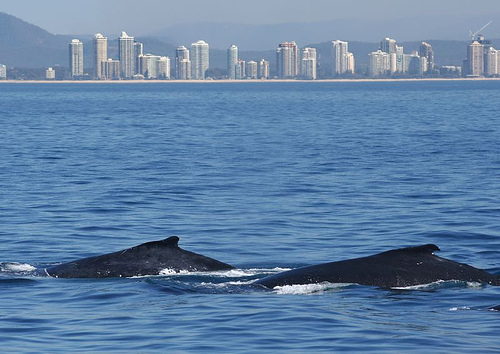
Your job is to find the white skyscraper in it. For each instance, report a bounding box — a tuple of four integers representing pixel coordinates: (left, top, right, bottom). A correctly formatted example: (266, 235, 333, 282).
(467, 40, 484, 77)
(134, 42, 143, 75)
(347, 52, 355, 74)
(69, 39, 84, 78)
(119, 31, 135, 79)
(93, 33, 108, 79)
(236, 60, 246, 79)
(228, 45, 238, 79)
(485, 47, 498, 76)
(101, 59, 120, 80)
(175, 46, 191, 80)
(276, 41, 299, 78)
(380, 38, 397, 54)
(369, 50, 390, 77)
(158, 57, 171, 79)
(191, 40, 210, 80)
(380, 38, 398, 74)
(138, 54, 161, 78)
(246, 61, 258, 79)
(396, 45, 404, 73)
(301, 47, 317, 80)
(259, 59, 270, 79)
(419, 42, 434, 73)
(332, 40, 349, 75)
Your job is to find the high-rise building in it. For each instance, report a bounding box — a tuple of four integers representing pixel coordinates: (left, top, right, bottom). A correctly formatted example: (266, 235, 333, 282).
(419, 42, 435, 73)
(0, 64, 7, 79)
(380, 38, 398, 74)
(236, 60, 246, 79)
(119, 31, 135, 79)
(395, 45, 404, 73)
(191, 40, 209, 79)
(301, 47, 317, 80)
(332, 40, 349, 76)
(467, 41, 484, 76)
(276, 41, 299, 78)
(69, 39, 84, 78)
(347, 52, 355, 74)
(259, 59, 270, 79)
(227, 45, 238, 79)
(246, 61, 258, 79)
(101, 59, 120, 80)
(175, 46, 191, 80)
(380, 38, 397, 54)
(158, 57, 171, 79)
(134, 42, 143, 75)
(138, 54, 161, 78)
(369, 50, 390, 77)
(485, 47, 498, 76)
(407, 51, 426, 75)
(93, 33, 108, 79)
(46, 67, 56, 80)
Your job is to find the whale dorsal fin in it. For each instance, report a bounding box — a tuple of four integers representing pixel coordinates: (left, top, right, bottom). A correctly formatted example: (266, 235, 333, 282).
(129, 236, 180, 251)
(161, 236, 180, 247)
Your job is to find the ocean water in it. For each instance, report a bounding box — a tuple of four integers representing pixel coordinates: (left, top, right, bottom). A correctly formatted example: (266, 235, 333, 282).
(1, 81, 499, 352)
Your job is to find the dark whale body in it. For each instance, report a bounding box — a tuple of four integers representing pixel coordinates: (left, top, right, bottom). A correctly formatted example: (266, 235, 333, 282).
(46, 236, 234, 278)
(254, 244, 500, 289)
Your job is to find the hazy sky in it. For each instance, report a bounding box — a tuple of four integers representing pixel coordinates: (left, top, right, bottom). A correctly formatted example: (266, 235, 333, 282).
(2, 0, 500, 36)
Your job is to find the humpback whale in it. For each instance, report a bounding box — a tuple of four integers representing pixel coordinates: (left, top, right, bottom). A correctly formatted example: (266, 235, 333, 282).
(45, 236, 234, 278)
(254, 244, 500, 289)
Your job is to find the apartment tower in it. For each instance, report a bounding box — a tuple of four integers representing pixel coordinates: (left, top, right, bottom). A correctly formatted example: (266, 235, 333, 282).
(93, 33, 108, 79)
(69, 39, 84, 78)
(228, 45, 238, 79)
(119, 31, 135, 79)
(191, 40, 210, 80)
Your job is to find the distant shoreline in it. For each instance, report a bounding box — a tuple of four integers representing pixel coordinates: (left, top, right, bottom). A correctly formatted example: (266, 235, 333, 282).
(1, 78, 500, 84)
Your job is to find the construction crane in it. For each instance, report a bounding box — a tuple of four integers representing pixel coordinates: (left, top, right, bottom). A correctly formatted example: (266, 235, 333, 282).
(469, 21, 493, 40)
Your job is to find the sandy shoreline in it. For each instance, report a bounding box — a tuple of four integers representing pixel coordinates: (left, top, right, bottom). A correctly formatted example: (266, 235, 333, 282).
(1, 78, 499, 84)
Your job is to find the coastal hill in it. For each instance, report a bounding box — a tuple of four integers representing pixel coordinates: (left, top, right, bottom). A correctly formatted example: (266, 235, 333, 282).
(1, 11, 498, 72)
(0, 12, 71, 67)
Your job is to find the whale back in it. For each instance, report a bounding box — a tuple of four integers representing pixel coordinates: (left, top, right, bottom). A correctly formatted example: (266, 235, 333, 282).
(46, 236, 234, 278)
(254, 244, 500, 289)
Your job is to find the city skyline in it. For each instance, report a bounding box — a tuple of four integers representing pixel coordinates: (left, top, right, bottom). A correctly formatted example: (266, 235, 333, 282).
(1, 12, 499, 81)
(52, 30, 498, 80)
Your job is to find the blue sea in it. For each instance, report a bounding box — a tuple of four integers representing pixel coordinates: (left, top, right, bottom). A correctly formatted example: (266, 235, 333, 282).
(1, 81, 499, 352)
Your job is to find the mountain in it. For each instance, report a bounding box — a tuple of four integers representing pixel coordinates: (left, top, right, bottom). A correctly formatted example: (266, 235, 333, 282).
(0, 12, 72, 67)
(151, 16, 500, 51)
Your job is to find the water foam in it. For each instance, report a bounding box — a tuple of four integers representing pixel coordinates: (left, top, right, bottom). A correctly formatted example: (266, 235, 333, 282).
(157, 267, 290, 278)
(273, 282, 353, 295)
(0, 262, 37, 273)
(392, 280, 484, 291)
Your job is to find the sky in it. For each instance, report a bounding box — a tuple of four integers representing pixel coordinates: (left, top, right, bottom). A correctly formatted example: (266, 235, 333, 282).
(1, 0, 500, 37)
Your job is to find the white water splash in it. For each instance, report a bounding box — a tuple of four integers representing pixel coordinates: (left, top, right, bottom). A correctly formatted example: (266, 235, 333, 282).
(273, 282, 353, 295)
(392, 280, 484, 291)
(0, 262, 36, 273)
(157, 267, 290, 278)
(158, 269, 190, 276)
(450, 307, 471, 311)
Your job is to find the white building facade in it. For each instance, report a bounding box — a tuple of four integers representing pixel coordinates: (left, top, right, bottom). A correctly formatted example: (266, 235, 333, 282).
(93, 33, 108, 79)
(119, 31, 135, 79)
(228, 45, 238, 79)
(69, 39, 84, 78)
(191, 40, 210, 79)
